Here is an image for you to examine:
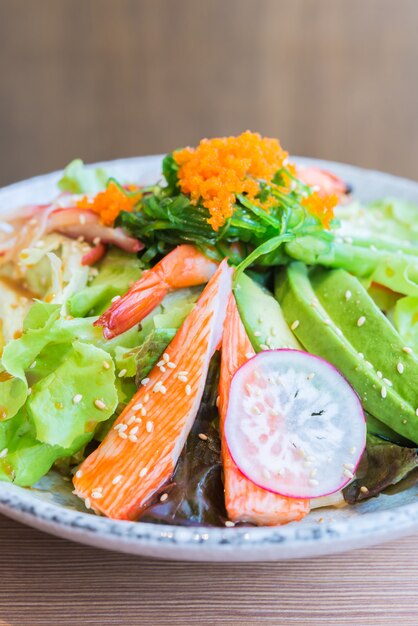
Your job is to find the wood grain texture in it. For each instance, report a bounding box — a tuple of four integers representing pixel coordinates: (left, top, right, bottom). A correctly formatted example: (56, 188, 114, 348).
(0, 513, 417, 625)
(0, 0, 418, 187)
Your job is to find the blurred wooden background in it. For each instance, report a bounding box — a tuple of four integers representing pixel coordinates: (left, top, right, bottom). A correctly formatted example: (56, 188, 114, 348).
(0, 0, 418, 187)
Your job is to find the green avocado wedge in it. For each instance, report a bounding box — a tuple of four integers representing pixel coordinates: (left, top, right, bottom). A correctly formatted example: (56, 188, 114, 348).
(234, 273, 301, 353)
(276, 263, 418, 444)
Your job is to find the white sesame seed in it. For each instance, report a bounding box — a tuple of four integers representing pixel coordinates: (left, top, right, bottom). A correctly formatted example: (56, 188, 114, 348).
(198, 433, 208, 441)
(139, 467, 148, 478)
(119, 432, 128, 439)
(291, 320, 300, 331)
(263, 468, 272, 479)
(153, 381, 162, 393)
(75, 470, 82, 479)
(178, 371, 188, 376)
(259, 344, 269, 350)
(160, 493, 169, 502)
(308, 479, 319, 486)
(383, 378, 392, 387)
(129, 434, 138, 442)
(73, 394, 83, 405)
(225, 520, 235, 527)
(91, 490, 103, 499)
(0, 448, 8, 459)
(245, 352, 255, 359)
(377, 371, 382, 378)
(163, 353, 170, 362)
(127, 415, 136, 425)
(357, 316, 366, 327)
(344, 463, 355, 470)
(146, 420, 154, 433)
(343, 469, 354, 479)
(157, 360, 165, 368)
(111, 295, 121, 303)
(349, 446, 357, 455)
(335, 328, 343, 337)
(167, 362, 176, 369)
(345, 290, 352, 300)
(141, 377, 150, 386)
(254, 331, 261, 337)
(358, 352, 364, 359)
(141, 407, 147, 417)
(323, 318, 331, 326)
(112, 475, 123, 485)
(403, 346, 413, 354)
(185, 384, 192, 396)
(84, 497, 91, 509)
(29, 361, 37, 369)
(143, 393, 150, 403)
(160, 384, 167, 394)
(118, 369, 127, 378)
(129, 426, 138, 436)
(360, 486, 369, 493)
(94, 399, 106, 410)
(397, 362, 404, 374)
(381, 386, 387, 399)
(365, 361, 373, 369)
(118, 424, 128, 432)
(307, 372, 315, 380)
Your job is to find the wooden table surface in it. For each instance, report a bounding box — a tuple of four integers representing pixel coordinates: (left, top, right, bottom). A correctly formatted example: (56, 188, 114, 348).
(0, 513, 416, 625)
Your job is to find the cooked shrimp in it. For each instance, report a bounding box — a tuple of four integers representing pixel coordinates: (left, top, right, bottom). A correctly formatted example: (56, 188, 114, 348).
(95, 244, 218, 339)
(218, 294, 310, 525)
(296, 166, 351, 200)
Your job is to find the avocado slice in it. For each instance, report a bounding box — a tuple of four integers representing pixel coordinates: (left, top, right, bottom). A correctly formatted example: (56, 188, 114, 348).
(276, 262, 418, 444)
(234, 273, 301, 352)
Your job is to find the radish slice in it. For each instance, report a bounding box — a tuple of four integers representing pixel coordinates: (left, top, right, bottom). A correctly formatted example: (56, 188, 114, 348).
(224, 349, 366, 499)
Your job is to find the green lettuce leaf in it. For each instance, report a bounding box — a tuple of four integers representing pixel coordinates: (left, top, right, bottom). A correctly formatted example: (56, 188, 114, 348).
(27, 341, 117, 448)
(58, 159, 108, 194)
(0, 408, 91, 487)
(69, 249, 144, 317)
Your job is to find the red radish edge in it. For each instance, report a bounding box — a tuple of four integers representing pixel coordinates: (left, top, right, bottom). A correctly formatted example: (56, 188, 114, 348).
(224, 349, 366, 500)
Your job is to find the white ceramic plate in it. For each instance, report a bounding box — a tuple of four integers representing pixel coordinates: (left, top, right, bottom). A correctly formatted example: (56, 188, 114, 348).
(1, 156, 418, 562)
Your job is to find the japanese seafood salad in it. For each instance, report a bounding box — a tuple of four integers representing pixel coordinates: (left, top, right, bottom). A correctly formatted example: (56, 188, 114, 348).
(1, 132, 418, 527)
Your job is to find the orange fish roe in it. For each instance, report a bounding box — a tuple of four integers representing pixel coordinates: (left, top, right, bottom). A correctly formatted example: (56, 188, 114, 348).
(174, 131, 288, 231)
(302, 192, 338, 229)
(77, 182, 142, 226)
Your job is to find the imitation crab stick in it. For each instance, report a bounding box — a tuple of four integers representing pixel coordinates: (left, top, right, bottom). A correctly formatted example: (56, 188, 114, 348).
(73, 259, 233, 520)
(95, 244, 219, 338)
(218, 295, 310, 525)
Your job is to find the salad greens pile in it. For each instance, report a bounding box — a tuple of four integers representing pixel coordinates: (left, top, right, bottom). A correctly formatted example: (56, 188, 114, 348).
(1, 144, 418, 526)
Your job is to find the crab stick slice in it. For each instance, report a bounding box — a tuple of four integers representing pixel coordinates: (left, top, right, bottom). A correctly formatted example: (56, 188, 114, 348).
(73, 259, 233, 520)
(218, 295, 310, 525)
(95, 244, 218, 338)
